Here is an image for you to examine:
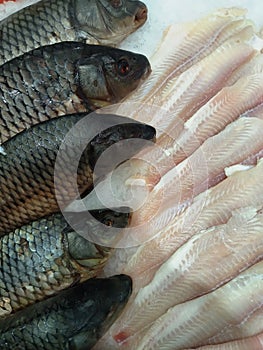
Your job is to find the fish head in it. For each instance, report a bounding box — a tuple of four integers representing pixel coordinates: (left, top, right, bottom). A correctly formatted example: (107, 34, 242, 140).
(61, 113, 155, 216)
(54, 113, 155, 209)
(87, 114, 156, 174)
(76, 48, 151, 106)
(102, 48, 151, 102)
(74, 0, 147, 45)
(68, 275, 132, 349)
(65, 207, 132, 264)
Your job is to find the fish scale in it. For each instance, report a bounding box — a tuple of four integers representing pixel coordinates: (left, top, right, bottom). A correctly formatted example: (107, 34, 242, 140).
(0, 0, 148, 65)
(0, 114, 94, 235)
(0, 209, 131, 317)
(0, 0, 149, 348)
(0, 112, 156, 235)
(0, 41, 151, 144)
(0, 275, 132, 349)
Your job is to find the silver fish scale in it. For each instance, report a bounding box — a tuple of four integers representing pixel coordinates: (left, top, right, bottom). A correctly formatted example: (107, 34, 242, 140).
(0, 0, 77, 66)
(0, 0, 148, 347)
(1, 309, 72, 349)
(0, 41, 151, 145)
(0, 113, 94, 235)
(0, 275, 132, 349)
(0, 213, 78, 317)
(0, 44, 81, 144)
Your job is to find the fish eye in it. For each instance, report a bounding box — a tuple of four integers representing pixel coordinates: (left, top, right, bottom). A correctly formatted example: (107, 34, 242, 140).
(110, 0, 122, 8)
(117, 59, 130, 76)
(103, 218, 114, 227)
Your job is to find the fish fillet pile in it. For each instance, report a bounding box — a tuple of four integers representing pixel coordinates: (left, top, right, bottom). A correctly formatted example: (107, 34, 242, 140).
(93, 8, 263, 350)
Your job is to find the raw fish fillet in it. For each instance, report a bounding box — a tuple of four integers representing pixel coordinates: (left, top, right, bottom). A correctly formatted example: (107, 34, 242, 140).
(106, 43, 257, 197)
(111, 206, 263, 341)
(170, 73, 263, 165)
(206, 307, 263, 345)
(93, 7, 263, 350)
(244, 104, 263, 119)
(121, 159, 263, 287)
(131, 117, 263, 228)
(191, 333, 263, 350)
(125, 70, 263, 194)
(225, 51, 263, 85)
(117, 8, 254, 123)
(134, 261, 263, 350)
(151, 41, 255, 138)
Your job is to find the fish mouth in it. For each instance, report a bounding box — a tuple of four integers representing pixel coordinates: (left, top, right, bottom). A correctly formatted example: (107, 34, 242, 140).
(98, 275, 133, 336)
(142, 64, 152, 80)
(141, 124, 156, 142)
(134, 2, 148, 27)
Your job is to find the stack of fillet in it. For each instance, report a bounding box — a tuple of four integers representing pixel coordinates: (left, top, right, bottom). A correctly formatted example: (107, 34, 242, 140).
(0, 0, 155, 349)
(93, 7, 263, 350)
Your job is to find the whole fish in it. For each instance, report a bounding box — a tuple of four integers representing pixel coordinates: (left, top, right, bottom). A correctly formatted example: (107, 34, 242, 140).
(0, 112, 156, 235)
(0, 208, 131, 317)
(0, 274, 132, 350)
(0, 41, 151, 144)
(0, 0, 148, 65)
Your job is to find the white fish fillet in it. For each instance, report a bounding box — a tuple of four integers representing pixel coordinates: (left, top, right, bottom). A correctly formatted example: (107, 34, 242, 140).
(0, 0, 40, 21)
(127, 71, 263, 191)
(111, 206, 263, 341)
(226, 51, 263, 85)
(121, 159, 263, 286)
(244, 104, 263, 119)
(135, 261, 263, 350)
(170, 73, 263, 165)
(116, 8, 254, 123)
(131, 117, 263, 228)
(151, 42, 255, 137)
(110, 44, 257, 195)
(206, 307, 263, 345)
(187, 332, 263, 350)
(93, 8, 263, 350)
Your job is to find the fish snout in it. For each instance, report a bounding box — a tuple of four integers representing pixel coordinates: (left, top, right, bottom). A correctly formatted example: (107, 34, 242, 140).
(137, 124, 156, 142)
(142, 63, 152, 80)
(111, 274, 133, 302)
(129, 53, 151, 81)
(134, 2, 148, 24)
(141, 125, 156, 142)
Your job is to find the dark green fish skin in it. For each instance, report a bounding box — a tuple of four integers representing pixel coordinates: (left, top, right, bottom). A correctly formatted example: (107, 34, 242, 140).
(0, 274, 132, 350)
(0, 208, 131, 317)
(0, 0, 148, 65)
(0, 112, 156, 235)
(0, 42, 151, 144)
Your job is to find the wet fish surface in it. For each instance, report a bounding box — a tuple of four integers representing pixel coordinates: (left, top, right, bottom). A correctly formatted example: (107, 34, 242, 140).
(111, 206, 263, 341)
(0, 41, 151, 144)
(0, 208, 131, 317)
(0, 0, 148, 65)
(135, 261, 263, 350)
(0, 113, 156, 235)
(0, 274, 132, 350)
(86, 7, 263, 350)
